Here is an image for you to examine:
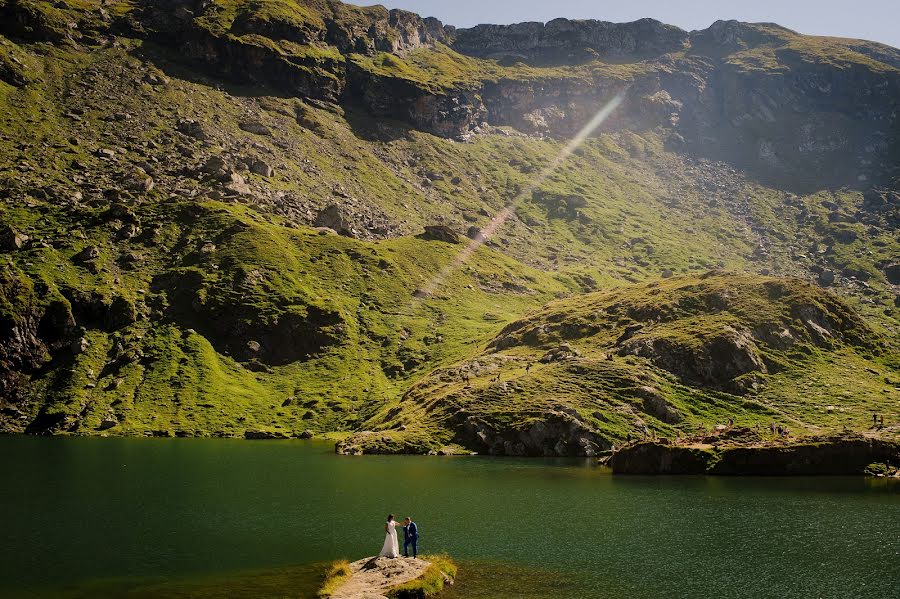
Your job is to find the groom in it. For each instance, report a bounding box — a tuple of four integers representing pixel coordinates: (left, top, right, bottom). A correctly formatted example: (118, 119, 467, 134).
(402, 517, 418, 558)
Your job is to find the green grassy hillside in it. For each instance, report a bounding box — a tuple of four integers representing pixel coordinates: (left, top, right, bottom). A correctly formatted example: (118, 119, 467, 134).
(0, 0, 897, 451)
(342, 274, 897, 455)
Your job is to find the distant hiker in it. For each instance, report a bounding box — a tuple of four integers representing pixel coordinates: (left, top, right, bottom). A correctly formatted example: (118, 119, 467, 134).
(880, 415, 885, 427)
(525, 363, 532, 373)
(770, 421, 777, 434)
(728, 418, 734, 428)
(874, 413, 878, 427)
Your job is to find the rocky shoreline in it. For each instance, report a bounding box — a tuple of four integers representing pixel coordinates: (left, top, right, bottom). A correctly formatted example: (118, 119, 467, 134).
(320, 555, 457, 599)
(606, 430, 900, 476)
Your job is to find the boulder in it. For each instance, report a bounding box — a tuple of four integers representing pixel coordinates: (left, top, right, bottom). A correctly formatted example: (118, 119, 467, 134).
(106, 296, 138, 329)
(98, 417, 118, 431)
(73, 246, 100, 263)
(884, 263, 900, 285)
(818, 270, 836, 286)
(199, 155, 230, 178)
(0, 226, 28, 250)
(466, 226, 482, 240)
(420, 225, 461, 244)
(239, 121, 272, 136)
(223, 172, 252, 196)
(314, 204, 352, 236)
(177, 119, 208, 140)
(250, 159, 275, 177)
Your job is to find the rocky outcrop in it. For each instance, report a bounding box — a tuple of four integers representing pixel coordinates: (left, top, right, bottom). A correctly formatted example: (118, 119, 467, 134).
(453, 18, 689, 63)
(450, 408, 611, 457)
(609, 434, 900, 475)
(325, 556, 455, 599)
(618, 327, 767, 395)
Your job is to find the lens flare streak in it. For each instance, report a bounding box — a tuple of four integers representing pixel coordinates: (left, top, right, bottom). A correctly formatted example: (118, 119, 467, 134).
(415, 90, 628, 300)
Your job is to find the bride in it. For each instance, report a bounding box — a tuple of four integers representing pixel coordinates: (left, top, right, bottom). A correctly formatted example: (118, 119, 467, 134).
(378, 514, 400, 558)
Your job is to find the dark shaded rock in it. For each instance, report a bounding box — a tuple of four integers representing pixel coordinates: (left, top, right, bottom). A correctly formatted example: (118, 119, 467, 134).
(818, 270, 836, 286)
(609, 442, 714, 474)
(451, 408, 611, 457)
(610, 435, 900, 476)
(239, 121, 272, 136)
(106, 296, 137, 330)
(177, 119, 208, 140)
(73, 246, 100, 263)
(98, 417, 118, 431)
(0, 226, 27, 251)
(420, 225, 461, 244)
(619, 327, 766, 395)
(245, 429, 290, 440)
(453, 18, 689, 63)
(884, 263, 900, 285)
(250, 159, 275, 177)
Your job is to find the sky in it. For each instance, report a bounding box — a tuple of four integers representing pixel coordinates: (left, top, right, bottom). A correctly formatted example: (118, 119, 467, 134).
(352, 0, 900, 49)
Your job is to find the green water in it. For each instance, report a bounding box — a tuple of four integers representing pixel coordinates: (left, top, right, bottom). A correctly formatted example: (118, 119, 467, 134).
(1, 436, 898, 598)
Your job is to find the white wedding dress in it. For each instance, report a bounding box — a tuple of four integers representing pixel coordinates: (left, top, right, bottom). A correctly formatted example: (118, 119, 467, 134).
(379, 520, 400, 558)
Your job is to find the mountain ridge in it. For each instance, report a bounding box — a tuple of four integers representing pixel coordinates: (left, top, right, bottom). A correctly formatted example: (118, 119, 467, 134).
(0, 0, 897, 452)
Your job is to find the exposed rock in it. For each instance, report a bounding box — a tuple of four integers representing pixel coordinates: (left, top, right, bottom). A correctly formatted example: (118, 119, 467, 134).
(451, 408, 609, 457)
(315, 204, 353, 236)
(619, 326, 766, 395)
(609, 434, 900, 476)
(123, 170, 154, 193)
(249, 159, 275, 177)
(239, 121, 272, 136)
(420, 225, 461, 244)
(98, 417, 118, 431)
(884, 263, 900, 285)
(0, 225, 28, 251)
(70, 337, 90, 355)
(329, 556, 450, 599)
(453, 18, 689, 62)
(244, 429, 290, 440)
(73, 246, 100, 263)
(176, 119, 208, 140)
(818, 270, 836, 287)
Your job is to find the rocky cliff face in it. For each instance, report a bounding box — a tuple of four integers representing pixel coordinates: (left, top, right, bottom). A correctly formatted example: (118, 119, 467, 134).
(608, 433, 900, 475)
(452, 17, 689, 63)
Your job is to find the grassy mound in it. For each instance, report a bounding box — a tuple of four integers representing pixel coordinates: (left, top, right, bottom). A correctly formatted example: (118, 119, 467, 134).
(389, 555, 457, 599)
(350, 274, 895, 455)
(318, 560, 352, 599)
(0, 1, 896, 445)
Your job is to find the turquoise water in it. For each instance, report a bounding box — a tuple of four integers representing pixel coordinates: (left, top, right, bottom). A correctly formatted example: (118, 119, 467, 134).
(0, 436, 897, 598)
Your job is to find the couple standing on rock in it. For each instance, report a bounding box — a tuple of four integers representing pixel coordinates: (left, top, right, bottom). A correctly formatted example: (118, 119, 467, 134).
(379, 514, 419, 559)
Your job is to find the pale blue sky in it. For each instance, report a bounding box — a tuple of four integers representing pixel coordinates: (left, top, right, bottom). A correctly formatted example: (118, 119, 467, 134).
(353, 0, 899, 48)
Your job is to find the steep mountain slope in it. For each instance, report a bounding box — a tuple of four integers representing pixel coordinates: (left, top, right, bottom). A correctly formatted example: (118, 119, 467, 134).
(0, 0, 897, 450)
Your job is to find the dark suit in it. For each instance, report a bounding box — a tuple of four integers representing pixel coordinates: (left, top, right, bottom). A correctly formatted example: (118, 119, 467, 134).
(402, 521, 418, 558)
